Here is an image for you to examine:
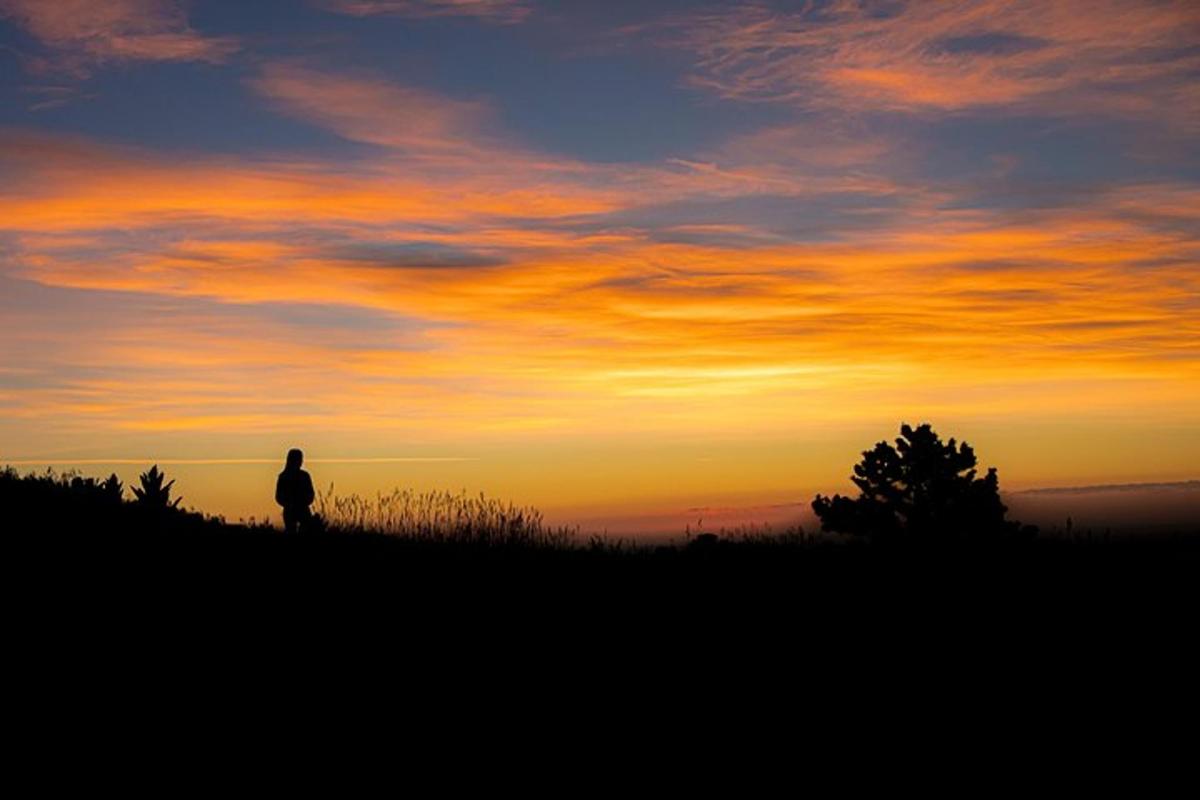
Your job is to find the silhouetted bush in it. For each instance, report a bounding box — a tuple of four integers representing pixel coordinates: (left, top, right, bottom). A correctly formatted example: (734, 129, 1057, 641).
(131, 465, 181, 510)
(812, 423, 1026, 544)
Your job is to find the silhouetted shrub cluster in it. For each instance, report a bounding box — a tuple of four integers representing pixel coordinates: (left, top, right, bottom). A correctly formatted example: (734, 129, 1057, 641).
(2, 464, 224, 539)
(813, 423, 1031, 544)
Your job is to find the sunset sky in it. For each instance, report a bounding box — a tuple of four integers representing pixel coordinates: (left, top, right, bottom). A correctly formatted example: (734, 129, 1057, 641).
(1, 0, 1197, 530)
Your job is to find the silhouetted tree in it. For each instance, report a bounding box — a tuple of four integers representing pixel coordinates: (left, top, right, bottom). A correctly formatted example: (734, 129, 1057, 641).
(132, 465, 181, 510)
(812, 423, 1018, 543)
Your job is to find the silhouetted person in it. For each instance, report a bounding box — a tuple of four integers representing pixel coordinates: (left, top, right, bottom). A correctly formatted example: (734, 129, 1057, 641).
(276, 448, 315, 534)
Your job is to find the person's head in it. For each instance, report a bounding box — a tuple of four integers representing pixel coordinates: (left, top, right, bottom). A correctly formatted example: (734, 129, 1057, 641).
(286, 448, 304, 470)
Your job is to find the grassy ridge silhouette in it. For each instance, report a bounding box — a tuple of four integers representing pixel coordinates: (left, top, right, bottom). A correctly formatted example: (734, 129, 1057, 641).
(4, 424, 1196, 564)
(9, 431, 1196, 691)
(6, 448, 1199, 633)
(2, 464, 818, 556)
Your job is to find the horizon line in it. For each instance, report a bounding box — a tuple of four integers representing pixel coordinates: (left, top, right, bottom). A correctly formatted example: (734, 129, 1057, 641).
(1, 457, 478, 466)
(1013, 480, 1200, 495)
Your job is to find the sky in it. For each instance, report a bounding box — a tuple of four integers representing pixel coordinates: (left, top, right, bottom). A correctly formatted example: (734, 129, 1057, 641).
(1, 0, 1198, 531)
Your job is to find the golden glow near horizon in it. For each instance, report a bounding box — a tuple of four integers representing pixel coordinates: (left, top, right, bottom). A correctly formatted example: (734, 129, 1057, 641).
(1, 0, 1198, 527)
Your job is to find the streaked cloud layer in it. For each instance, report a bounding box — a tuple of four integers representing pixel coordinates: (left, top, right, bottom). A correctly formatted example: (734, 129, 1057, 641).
(667, 0, 1199, 117)
(324, 0, 532, 23)
(1, 0, 1197, 521)
(0, 0, 238, 70)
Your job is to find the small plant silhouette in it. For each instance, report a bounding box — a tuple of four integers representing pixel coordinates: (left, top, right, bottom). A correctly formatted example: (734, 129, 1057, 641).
(101, 473, 124, 505)
(132, 465, 181, 510)
(812, 423, 1019, 543)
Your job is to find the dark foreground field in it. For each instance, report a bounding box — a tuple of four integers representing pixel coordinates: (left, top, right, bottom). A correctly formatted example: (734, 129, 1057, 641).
(8, 466, 1198, 747)
(19, 514, 1196, 780)
(8, 466, 1198, 616)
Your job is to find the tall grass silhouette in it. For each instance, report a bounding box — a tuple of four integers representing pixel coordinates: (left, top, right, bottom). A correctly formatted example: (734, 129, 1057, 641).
(315, 486, 577, 549)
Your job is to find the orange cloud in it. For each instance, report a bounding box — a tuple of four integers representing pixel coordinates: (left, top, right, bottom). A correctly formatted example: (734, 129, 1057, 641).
(250, 62, 498, 160)
(0, 0, 238, 68)
(5, 133, 1195, 406)
(665, 0, 1200, 120)
(0, 127, 627, 235)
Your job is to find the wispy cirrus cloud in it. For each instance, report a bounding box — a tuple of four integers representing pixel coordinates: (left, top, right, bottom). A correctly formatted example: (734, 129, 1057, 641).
(249, 62, 498, 161)
(0, 0, 238, 71)
(18, 84, 97, 112)
(321, 0, 532, 23)
(662, 0, 1200, 119)
(244, 62, 890, 206)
